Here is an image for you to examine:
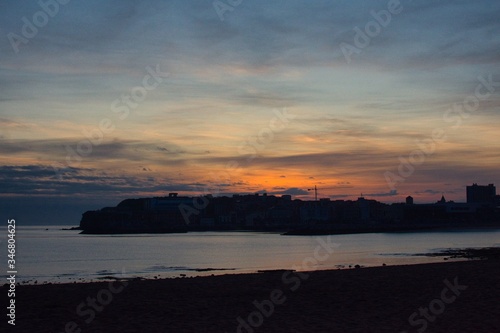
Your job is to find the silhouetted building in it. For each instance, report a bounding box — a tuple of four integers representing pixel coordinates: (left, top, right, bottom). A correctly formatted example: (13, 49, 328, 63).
(437, 195, 447, 204)
(300, 200, 333, 225)
(466, 183, 496, 204)
(357, 196, 370, 221)
(79, 183, 500, 234)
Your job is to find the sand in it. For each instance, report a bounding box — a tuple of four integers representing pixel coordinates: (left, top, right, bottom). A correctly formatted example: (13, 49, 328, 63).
(4, 260, 500, 333)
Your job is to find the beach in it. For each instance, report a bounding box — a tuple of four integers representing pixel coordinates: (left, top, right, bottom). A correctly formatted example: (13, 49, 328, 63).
(4, 259, 499, 333)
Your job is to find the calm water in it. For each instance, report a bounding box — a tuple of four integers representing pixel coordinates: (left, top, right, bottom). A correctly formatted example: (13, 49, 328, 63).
(2, 226, 500, 284)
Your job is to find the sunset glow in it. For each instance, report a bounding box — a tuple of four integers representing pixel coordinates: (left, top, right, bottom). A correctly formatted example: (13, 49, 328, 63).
(1, 0, 499, 224)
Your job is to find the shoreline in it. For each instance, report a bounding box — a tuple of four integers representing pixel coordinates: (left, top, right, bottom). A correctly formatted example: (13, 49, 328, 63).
(6, 259, 500, 332)
(20, 224, 500, 235)
(9, 248, 491, 286)
(71, 224, 500, 235)
(282, 224, 500, 235)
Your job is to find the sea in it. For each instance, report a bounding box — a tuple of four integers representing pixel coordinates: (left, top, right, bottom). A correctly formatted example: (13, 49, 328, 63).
(2, 226, 500, 284)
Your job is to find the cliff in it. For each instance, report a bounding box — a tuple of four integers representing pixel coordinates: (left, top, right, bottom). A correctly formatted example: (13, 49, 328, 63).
(79, 196, 188, 234)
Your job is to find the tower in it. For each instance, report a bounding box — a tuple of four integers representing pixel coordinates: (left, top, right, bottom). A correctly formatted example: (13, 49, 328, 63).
(466, 183, 496, 204)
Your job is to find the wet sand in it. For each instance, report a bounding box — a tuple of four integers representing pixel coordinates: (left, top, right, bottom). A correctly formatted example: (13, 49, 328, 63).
(5, 260, 500, 332)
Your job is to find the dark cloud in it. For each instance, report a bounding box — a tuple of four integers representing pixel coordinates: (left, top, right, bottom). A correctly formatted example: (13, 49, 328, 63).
(416, 189, 441, 195)
(230, 150, 393, 171)
(364, 190, 398, 197)
(271, 187, 309, 196)
(0, 165, 202, 197)
(0, 138, 204, 165)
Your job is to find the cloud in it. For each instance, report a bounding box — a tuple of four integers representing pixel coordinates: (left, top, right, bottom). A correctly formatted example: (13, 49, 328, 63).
(415, 189, 441, 195)
(0, 165, 202, 197)
(271, 187, 309, 196)
(364, 190, 398, 197)
(3, 0, 497, 75)
(0, 0, 499, 221)
(0, 137, 206, 165)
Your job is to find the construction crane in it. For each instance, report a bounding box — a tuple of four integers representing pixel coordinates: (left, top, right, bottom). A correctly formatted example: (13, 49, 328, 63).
(307, 185, 318, 201)
(308, 184, 354, 201)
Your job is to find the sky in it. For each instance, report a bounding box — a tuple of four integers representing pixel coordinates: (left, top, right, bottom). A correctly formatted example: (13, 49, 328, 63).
(1, 0, 499, 224)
